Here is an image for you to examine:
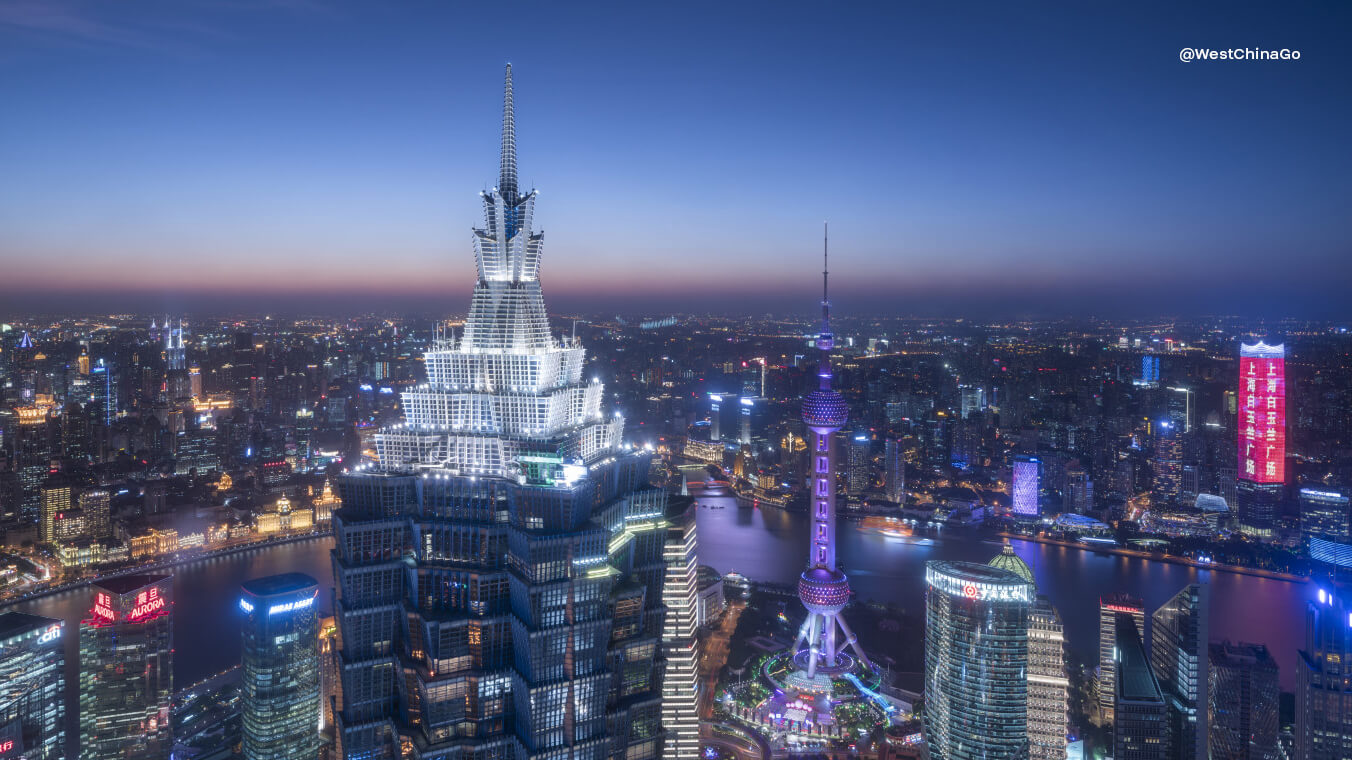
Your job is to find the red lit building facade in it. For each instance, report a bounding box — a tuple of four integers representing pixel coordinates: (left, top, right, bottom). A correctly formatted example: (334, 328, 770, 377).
(1237, 342, 1285, 535)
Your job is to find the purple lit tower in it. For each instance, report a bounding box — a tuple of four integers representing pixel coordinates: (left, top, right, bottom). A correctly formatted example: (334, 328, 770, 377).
(793, 224, 873, 679)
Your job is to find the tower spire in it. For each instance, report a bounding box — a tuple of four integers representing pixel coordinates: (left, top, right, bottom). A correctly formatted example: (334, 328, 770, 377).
(818, 221, 834, 391)
(499, 63, 518, 202)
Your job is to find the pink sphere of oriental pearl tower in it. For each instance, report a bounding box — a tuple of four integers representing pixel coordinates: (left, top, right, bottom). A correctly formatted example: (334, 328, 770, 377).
(794, 223, 873, 679)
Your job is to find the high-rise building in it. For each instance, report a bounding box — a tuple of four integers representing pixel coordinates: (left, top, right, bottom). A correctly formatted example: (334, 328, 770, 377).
(13, 406, 52, 525)
(1296, 584, 1352, 760)
(709, 393, 722, 442)
(1099, 593, 1146, 724)
(1153, 420, 1184, 505)
(1065, 461, 1093, 515)
(1151, 584, 1209, 760)
(738, 396, 753, 444)
(885, 437, 905, 504)
(332, 66, 666, 760)
(1208, 641, 1278, 760)
(1012, 455, 1040, 517)
(79, 574, 173, 760)
(1114, 615, 1168, 760)
(239, 573, 321, 760)
(79, 489, 111, 540)
(1301, 488, 1351, 544)
(960, 384, 986, 420)
(661, 501, 701, 760)
(90, 359, 116, 427)
(793, 228, 873, 680)
(0, 612, 66, 760)
(924, 561, 1033, 760)
(1141, 355, 1160, 386)
(1237, 342, 1285, 535)
(988, 545, 1068, 760)
(847, 432, 870, 495)
(1167, 386, 1194, 433)
(38, 478, 72, 545)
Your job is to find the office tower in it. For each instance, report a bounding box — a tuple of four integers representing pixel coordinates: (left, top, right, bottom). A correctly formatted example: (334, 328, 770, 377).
(319, 616, 340, 741)
(0, 612, 65, 760)
(239, 573, 321, 760)
(1099, 594, 1146, 724)
(1065, 461, 1093, 514)
(885, 437, 905, 504)
(924, 561, 1033, 760)
(793, 227, 873, 679)
(960, 384, 985, 420)
(1297, 584, 1352, 760)
(13, 406, 51, 524)
(1301, 488, 1351, 543)
(738, 396, 753, 444)
(1153, 421, 1183, 505)
(165, 319, 190, 403)
(1141, 355, 1160, 386)
(1151, 584, 1209, 760)
(847, 432, 870, 495)
(1012, 455, 1040, 517)
(989, 544, 1068, 760)
(1167, 386, 1194, 433)
(1237, 342, 1285, 536)
(333, 66, 665, 760)
(661, 501, 701, 760)
(90, 359, 115, 426)
(38, 478, 72, 544)
(1114, 615, 1168, 760)
(708, 393, 722, 442)
(80, 574, 173, 760)
(79, 488, 110, 540)
(1209, 641, 1279, 760)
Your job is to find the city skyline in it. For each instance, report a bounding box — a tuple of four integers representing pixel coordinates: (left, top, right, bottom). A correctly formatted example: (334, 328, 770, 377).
(3, 1, 1351, 317)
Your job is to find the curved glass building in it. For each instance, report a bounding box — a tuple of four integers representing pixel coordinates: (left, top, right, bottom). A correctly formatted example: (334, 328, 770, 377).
(240, 573, 321, 760)
(924, 561, 1033, 760)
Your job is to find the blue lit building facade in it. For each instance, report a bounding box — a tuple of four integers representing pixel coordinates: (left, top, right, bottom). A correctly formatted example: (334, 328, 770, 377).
(332, 66, 667, 760)
(0, 612, 65, 760)
(240, 573, 322, 760)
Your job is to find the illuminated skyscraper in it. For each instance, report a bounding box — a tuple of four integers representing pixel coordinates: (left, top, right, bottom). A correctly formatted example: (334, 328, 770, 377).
(847, 432, 870, 495)
(38, 477, 72, 545)
(0, 612, 66, 760)
(793, 226, 873, 679)
(1154, 420, 1184, 505)
(1012, 455, 1040, 517)
(1209, 641, 1278, 760)
(332, 66, 666, 760)
(708, 393, 723, 441)
(79, 574, 173, 760)
(1151, 584, 1209, 760)
(1237, 342, 1285, 535)
(1296, 584, 1352, 760)
(884, 437, 905, 504)
(1099, 593, 1146, 724)
(1301, 488, 1352, 543)
(239, 573, 321, 760)
(661, 502, 701, 760)
(1114, 615, 1168, 760)
(924, 561, 1033, 760)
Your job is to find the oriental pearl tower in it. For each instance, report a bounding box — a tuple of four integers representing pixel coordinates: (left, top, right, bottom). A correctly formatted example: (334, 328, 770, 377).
(793, 223, 873, 679)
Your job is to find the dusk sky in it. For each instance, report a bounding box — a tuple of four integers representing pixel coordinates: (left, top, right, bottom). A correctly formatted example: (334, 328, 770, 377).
(1, 1, 1349, 317)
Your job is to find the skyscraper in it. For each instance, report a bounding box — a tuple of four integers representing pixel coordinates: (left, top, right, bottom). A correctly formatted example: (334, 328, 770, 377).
(332, 66, 666, 760)
(79, 488, 110, 541)
(239, 573, 321, 760)
(1012, 455, 1040, 517)
(1208, 641, 1278, 760)
(1296, 584, 1352, 760)
(0, 612, 65, 760)
(988, 545, 1068, 760)
(924, 561, 1033, 760)
(38, 477, 72, 545)
(1153, 420, 1183, 505)
(884, 436, 905, 504)
(1300, 488, 1351, 544)
(79, 574, 173, 760)
(661, 501, 701, 760)
(847, 432, 870, 495)
(1151, 584, 1209, 760)
(1114, 615, 1168, 760)
(709, 393, 722, 442)
(793, 227, 873, 679)
(1099, 593, 1146, 724)
(1237, 342, 1285, 536)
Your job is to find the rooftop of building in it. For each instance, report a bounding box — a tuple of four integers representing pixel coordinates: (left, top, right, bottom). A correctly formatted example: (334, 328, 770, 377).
(987, 543, 1035, 589)
(928, 560, 1029, 586)
(96, 573, 172, 596)
(241, 572, 318, 598)
(1115, 614, 1163, 703)
(1210, 640, 1277, 668)
(0, 611, 61, 641)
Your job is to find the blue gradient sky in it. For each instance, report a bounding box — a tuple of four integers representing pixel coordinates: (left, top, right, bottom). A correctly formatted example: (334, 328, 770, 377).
(1, 1, 1349, 317)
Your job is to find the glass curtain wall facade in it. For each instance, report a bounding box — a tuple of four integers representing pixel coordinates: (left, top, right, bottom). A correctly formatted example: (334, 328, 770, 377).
(240, 573, 322, 760)
(660, 501, 701, 760)
(924, 561, 1033, 760)
(332, 65, 667, 760)
(0, 612, 65, 760)
(78, 574, 173, 760)
(1150, 584, 1209, 760)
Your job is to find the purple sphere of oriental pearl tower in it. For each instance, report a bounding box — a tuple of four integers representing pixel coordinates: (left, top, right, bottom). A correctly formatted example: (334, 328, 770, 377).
(794, 223, 873, 679)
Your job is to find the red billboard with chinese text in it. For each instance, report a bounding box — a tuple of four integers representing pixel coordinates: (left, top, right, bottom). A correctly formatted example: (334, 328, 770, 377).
(1239, 343, 1285, 484)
